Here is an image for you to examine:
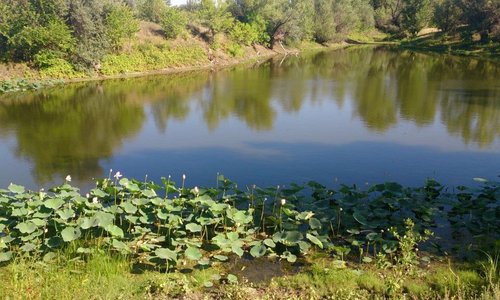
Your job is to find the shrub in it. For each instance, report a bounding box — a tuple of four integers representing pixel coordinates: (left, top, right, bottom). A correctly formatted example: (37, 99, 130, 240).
(161, 7, 189, 39)
(105, 3, 139, 51)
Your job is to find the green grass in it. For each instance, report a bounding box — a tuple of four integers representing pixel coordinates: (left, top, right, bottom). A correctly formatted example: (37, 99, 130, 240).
(1, 248, 498, 299)
(399, 29, 500, 59)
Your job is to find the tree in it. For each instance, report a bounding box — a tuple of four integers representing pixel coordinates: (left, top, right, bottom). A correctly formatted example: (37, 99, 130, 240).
(400, 0, 432, 36)
(374, 0, 405, 32)
(196, 0, 235, 39)
(457, 0, 500, 42)
(67, 0, 110, 68)
(106, 3, 139, 50)
(314, 0, 337, 43)
(433, 0, 463, 33)
(139, 0, 168, 23)
(161, 7, 188, 39)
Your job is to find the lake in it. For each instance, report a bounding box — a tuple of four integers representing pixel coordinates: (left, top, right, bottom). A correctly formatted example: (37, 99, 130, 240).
(0, 46, 499, 190)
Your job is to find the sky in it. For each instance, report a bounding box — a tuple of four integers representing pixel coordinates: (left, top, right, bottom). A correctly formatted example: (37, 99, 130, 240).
(171, 0, 187, 5)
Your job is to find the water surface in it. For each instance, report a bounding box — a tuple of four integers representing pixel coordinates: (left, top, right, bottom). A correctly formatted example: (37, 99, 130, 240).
(0, 47, 499, 189)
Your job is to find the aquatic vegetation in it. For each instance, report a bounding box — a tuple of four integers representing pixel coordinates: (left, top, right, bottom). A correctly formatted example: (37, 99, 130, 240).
(0, 175, 498, 273)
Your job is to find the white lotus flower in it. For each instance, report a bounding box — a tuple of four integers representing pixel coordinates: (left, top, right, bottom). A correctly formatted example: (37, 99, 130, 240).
(114, 171, 123, 180)
(281, 198, 286, 206)
(65, 175, 72, 182)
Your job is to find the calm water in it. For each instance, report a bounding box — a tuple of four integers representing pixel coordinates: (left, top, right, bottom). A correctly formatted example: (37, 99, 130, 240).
(0, 47, 499, 190)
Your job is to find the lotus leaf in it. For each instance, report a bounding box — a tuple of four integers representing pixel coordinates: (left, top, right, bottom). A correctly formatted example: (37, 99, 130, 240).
(232, 245, 244, 257)
(185, 246, 202, 260)
(227, 274, 238, 283)
(44, 198, 65, 210)
(106, 225, 124, 238)
(16, 222, 37, 234)
(20, 242, 36, 252)
(186, 223, 202, 233)
(308, 218, 322, 230)
(306, 233, 323, 249)
(57, 208, 75, 220)
(250, 243, 266, 257)
(8, 183, 25, 194)
(46, 236, 63, 248)
(61, 226, 81, 242)
(263, 239, 276, 248)
(0, 251, 12, 262)
(155, 248, 178, 261)
(112, 239, 130, 253)
(213, 255, 228, 261)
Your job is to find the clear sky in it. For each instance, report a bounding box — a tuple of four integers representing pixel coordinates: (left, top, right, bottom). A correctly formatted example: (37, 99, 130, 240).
(171, 0, 187, 5)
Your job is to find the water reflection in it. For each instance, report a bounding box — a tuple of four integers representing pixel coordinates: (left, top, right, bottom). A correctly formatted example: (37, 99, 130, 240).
(0, 47, 498, 187)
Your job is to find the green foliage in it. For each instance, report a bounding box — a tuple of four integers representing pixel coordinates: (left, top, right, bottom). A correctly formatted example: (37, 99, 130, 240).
(400, 0, 432, 36)
(457, 0, 500, 42)
(161, 7, 189, 39)
(0, 78, 64, 93)
(100, 43, 206, 75)
(229, 19, 268, 46)
(197, 0, 235, 39)
(138, 0, 168, 23)
(106, 3, 140, 51)
(433, 0, 463, 33)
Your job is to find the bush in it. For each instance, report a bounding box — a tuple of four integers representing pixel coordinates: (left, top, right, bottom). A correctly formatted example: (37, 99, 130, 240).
(161, 7, 188, 39)
(433, 0, 463, 33)
(138, 0, 167, 23)
(106, 3, 139, 50)
(100, 43, 206, 75)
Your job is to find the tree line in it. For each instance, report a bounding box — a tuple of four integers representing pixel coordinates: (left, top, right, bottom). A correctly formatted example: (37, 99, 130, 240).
(0, 0, 498, 72)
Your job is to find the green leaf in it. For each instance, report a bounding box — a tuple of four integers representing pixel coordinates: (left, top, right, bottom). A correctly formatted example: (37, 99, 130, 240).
(105, 225, 124, 238)
(186, 223, 202, 233)
(16, 222, 37, 234)
(46, 237, 63, 248)
(362, 256, 373, 263)
(283, 251, 297, 263)
(121, 202, 137, 214)
(353, 211, 368, 226)
(61, 227, 81, 242)
(43, 252, 57, 262)
(227, 274, 238, 283)
(284, 231, 303, 244)
(80, 217, 98, 229)
(30, 218, 47, 227)
(155, 248, 178, 262)
(263, 239, 276, 248)
(77, 247, 93, 254)
(213, 255, 228, 261)
(0, 251, 12, 262)
(306, 233, 323, 249)
(112, 239, 130, 253)
(20, 243, 36, 252)
(250, 244, 267, 258)
(44, 198, 65, 210)
(231, 245, 244, 257)
(226, 232, 239, 242)
(308, 218, 322, 230)
(185, 246, 202, 261)
(8, 183, 25, 194)
(57, 208, 75, 220)
(142, 189, 157, 198)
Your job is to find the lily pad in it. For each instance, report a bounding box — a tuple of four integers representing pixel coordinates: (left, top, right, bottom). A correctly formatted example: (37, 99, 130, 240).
(185, 246, 202, 261)
(61, 227, 81, 242)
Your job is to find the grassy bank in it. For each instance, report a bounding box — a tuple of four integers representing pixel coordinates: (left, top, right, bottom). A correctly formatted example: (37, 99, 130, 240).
(399, 28, 500, 59)
(0, 175, 498, 299)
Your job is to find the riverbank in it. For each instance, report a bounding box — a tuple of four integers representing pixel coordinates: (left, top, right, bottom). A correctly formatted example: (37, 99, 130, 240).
(0, 24, 351, 94)
(399, 28, 500, 60)
(0, 177, 498, 299)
